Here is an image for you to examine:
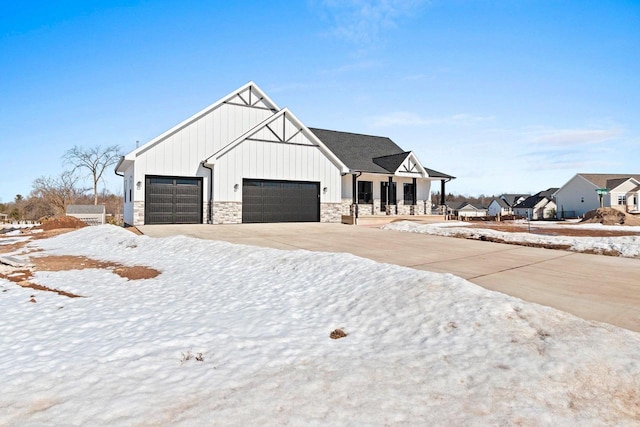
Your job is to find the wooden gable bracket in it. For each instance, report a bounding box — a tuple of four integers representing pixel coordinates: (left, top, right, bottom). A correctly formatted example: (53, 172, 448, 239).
(224, 86, 274, 111)
(400, 157, 419, 174)
(246, 111, 310, 147)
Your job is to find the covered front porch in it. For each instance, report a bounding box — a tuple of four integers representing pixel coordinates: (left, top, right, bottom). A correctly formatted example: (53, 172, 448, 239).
(340, 166, 454, 223)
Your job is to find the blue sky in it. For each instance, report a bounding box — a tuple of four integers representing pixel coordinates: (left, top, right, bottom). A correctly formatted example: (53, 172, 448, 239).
(1, 0, 639, 203)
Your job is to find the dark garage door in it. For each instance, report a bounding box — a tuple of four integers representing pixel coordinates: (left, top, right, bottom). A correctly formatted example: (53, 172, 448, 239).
(242, 179, 320, 223)
(145, 176, 202, 224)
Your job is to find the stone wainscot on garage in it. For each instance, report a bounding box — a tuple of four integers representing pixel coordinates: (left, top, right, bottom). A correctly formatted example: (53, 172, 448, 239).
(115, 82, 454, 225)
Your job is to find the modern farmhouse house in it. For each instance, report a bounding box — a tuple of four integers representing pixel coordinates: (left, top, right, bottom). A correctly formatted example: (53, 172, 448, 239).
(555, 173, 640, 218)
(115, 82, 454, 226)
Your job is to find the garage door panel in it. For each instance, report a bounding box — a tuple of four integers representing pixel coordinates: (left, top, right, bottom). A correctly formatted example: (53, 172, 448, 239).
(242, 179, 319, 223)
(145, 176, 202, 224)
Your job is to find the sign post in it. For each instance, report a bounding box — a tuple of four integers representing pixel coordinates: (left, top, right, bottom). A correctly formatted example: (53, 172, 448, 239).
(595, 188, 609, 208)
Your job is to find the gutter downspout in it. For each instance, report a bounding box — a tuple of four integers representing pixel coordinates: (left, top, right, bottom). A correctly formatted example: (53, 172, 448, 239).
(201, 161, 214, 224)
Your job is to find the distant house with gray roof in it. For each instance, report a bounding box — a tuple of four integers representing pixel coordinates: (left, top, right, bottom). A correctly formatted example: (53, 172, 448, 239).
(487, 193, 530, 217)
(513, 188, 558, 220)
(450, 201, 487, 218)
(555, 173, 640, 218)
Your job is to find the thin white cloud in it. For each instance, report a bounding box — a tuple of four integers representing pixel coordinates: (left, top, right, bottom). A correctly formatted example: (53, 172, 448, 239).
(369, 111, 494, 127)
(317, 0, 429, 45)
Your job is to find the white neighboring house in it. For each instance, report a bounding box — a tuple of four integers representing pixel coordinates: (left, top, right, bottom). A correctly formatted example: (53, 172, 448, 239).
(452, 202, 487, 218)
(66, 205, 106, 225)
(487, 198, 510, 217)
(555, 173, 640, 218)
(512, 188, 558, 220)
(115, 82, 454, 226)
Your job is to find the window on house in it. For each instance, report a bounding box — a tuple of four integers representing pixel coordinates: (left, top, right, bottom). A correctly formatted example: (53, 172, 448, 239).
(618, 195, 627, 205)
(357, 181, 373, 204)
(403, 183, 415, 205)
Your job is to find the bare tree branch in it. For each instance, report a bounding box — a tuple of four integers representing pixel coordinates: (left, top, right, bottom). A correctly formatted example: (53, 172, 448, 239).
(31, 171, 86, 216)
(63, 145, 121, 205)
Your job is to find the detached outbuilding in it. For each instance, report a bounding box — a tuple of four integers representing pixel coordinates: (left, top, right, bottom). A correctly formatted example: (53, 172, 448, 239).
(115, 82, 454, 226)
(66, 205, 106, 225)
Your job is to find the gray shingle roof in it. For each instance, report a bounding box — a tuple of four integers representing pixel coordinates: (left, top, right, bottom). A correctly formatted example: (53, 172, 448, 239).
(606, 178, 635, 191)
(309, 127, 455, 179)
(309, 128, 404, 174)
(492, 198, 510, 208)
(513, 188, 557, 209)
(372, 152, 411, 173)
(578, 174, 640, 189)
(500, 194, 530, 206)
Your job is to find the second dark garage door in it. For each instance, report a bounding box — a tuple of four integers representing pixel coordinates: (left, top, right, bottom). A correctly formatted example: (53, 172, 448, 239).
(242, 179, 320, 223)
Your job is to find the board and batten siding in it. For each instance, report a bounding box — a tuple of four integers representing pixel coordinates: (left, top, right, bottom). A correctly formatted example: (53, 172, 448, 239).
(214, 135, 342, 203)
(131, 103, 276, 207)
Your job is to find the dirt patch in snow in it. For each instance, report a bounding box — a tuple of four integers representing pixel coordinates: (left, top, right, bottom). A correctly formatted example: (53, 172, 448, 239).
(37, 216, 88, 231)
(32, 255, 160, 280)
(0, 269, 83, 298)
(330, 329, 348, 339)
(580, 208, 640, 226)
(0, 255, 160, 299)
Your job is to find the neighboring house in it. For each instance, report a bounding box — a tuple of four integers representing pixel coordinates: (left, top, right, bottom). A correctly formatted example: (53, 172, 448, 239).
(66, 205, 106, 225)
(0, 213, 8, 222)
(452, 202, 487, 218)
(555, 173, 640, 218)
(115, 82, 454, 226)
(500, 193, 529, 207)
(488, 193, 530, 217)
(487, 198, 511, 217)
(512, 188, 558, 220)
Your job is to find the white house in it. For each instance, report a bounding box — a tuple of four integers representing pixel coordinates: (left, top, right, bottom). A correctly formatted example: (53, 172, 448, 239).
(452, 202, 487, 218)
(487, 198, 510, 217)
(512, 188, 558, 220)
(555, 174, 640, 218)
(115, 82, 454, 226)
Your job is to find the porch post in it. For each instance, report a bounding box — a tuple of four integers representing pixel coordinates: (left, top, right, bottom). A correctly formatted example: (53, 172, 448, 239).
(352, 174, 358, 218)
(412, 177, 417, 206)
(440, 179, 446, 206)
(387, 176, 393, 215)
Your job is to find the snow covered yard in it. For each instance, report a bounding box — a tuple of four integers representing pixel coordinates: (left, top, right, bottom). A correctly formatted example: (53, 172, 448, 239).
(383, 220, 640, 258)
(1, 225, 640, 425)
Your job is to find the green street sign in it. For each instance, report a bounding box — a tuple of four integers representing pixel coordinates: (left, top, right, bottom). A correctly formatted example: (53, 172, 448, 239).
(595, 188, 608, 195)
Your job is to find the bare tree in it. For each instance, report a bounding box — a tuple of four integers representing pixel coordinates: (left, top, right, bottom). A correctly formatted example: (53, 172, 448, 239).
(63, 145, 121, 205)
(31, 171, 84, 216)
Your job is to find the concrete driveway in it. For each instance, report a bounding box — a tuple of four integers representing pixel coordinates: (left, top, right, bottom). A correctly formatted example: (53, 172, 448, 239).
(138, 223, 640, 332)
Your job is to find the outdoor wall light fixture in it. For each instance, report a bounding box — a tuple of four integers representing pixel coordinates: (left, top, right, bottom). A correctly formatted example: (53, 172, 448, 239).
(323, 187, 328, 194)
(234, 183, 239, 191)
(136, 181, 142, 190)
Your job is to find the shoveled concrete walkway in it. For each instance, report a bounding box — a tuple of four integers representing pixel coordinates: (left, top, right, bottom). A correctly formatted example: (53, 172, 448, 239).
(138, 223, 640, 332)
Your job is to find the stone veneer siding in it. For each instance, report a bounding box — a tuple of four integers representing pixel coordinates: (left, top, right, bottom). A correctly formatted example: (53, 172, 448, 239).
(213, 201, 242, 224)
(133, 201, 145, 226)
(341, 199, 352, 216)
(321, 203, 342, 223)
